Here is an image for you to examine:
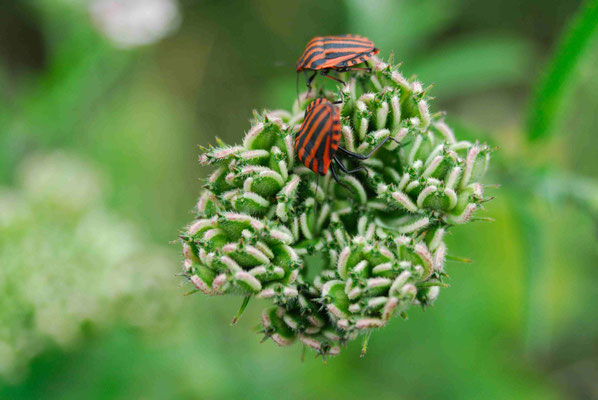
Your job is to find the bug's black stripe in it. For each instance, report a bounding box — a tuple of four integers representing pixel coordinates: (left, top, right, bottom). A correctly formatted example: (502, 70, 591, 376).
(303, 98, 325, 119)
(298, 39, 374, 67)
(339, 50, 377, 67)
(312, 130, 330, 167)
(308, 108, 338, 164)
(322, 42, 373, 51)
(298, 45, 320, 66)
(321, 36, 372, 45)
(300, 43, 372, 65)
(321, 51, 364, 59)
(298, 34, 374, 64)
(307, 38, 372, 47)
(314, 119, 341, 174)
(307, 57, 328, 69)
(300, 50, 325, 68)
(305, 98, 322, 113)
(312, 130, 334, 174)
(297, 106, 333, 156)
(303, 42, 372, 57)
(303, 48, 376, 69)
(294, 97, 342, 175)
(295, 102, 328, 152)
(320, 42, 373, 51)
(298, 107, 331, 159)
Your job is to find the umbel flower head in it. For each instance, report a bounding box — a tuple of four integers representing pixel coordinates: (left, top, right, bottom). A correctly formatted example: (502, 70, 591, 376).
(179, 54, 492, 359)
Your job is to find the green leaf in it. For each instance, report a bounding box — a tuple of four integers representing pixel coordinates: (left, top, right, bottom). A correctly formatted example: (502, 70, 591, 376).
(410, 35, 534, 98)
(527, 0, 598, 140)
(345, 0, 461, 57)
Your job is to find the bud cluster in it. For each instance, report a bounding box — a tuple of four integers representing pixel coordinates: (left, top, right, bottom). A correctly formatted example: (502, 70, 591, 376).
(179, 55, 492, 358)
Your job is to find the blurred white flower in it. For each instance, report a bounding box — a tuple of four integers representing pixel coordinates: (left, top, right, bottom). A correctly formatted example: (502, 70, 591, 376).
(0, 152, 179, 382)
(90, 0, 181, 48)
(18, 152, 104, 213)
(0, 188, 31, 228)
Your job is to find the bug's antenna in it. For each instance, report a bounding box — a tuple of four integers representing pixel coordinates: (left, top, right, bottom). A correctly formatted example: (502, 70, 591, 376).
(296, 72, 300, 107)
(313, 174, 319, 233)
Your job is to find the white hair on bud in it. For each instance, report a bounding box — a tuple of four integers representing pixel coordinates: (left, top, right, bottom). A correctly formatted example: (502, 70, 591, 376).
(418, 100, 431, 130)
(359, 117, 368, 140)
(444, 188, 458, 210)
(446, 203, 477, 225)
(416, 186, 437, 208)
(367, 296, 388, 308)
(433, 242, 447, 272)
(341, 125, 355, 151)
(397, 217, 430, 234)
(376, 101, 389, 130)
(366, 277, 392, 290)
(391, 96, 401, 128)
(234, 271, 262, 292)
(212, 274, 228, 294)
(434, 121, 456, 144)
(355, 318, 386, 330)
(243, 122, 264, 148)
(461, 145, 481, 189)
(190, 275, 212, 295)
(414, 243, 434, 278)
(391, 70, 410, 89)
(411, 81, 423, 94)
(408, 134, 423, 165)
(390, 271, 412, 296)
(446, 167, 462, 190)
(428, 228, 445, 251)
(391, 191, 418, 213)
(242, 192, 269, 207)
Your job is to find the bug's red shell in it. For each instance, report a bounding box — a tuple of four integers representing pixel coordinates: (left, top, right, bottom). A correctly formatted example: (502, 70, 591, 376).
(296, 34, 379, 72)
(294, 98, 341, 176)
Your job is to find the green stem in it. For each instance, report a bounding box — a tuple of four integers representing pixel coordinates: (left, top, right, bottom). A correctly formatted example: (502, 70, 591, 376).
(231, 296, 251, 325)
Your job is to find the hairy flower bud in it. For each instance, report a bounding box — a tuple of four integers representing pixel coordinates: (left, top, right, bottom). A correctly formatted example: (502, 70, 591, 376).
(179, 55, 492, 358)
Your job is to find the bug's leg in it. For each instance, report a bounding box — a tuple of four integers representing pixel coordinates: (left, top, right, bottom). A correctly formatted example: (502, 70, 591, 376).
(330, 162, 354, 194)
(320, 69, 346, 86)
(334, 156, 368, 176)
(332, 90, 344, 105)
(337, 136, 392, 160)
(306, 70, 318, 90)
(339, 59, 372, 73)
(342, 66, 371, 73)
(323, 74, 346, 86)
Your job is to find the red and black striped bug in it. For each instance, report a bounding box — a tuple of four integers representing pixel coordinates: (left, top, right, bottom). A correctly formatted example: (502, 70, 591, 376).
(294, 97, 394, 191)
(296, 34, 379, 88)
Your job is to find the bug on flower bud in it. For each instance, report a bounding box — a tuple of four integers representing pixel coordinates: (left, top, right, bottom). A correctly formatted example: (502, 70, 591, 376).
(294, 97, 395, 189)
(296, 34, 379, 88)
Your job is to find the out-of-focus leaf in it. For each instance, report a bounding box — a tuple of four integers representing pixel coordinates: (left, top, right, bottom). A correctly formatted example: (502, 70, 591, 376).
(345, 0, 462, 57)
(535, 170, 598, 216)
(410, 35, 534, 98)
(527, 0, 598, 141)
(0, 5, 134, 183)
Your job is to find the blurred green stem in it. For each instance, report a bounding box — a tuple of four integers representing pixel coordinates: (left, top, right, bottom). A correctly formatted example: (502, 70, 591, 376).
(527, 0, 598, 141)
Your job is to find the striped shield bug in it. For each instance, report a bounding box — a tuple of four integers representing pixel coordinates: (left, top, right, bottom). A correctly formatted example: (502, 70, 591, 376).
(294, 97, 395, 192)
(296, 34, 379, 88)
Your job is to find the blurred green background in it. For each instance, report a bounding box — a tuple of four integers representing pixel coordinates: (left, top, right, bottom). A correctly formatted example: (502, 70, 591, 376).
(1, 0, 597, 399)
